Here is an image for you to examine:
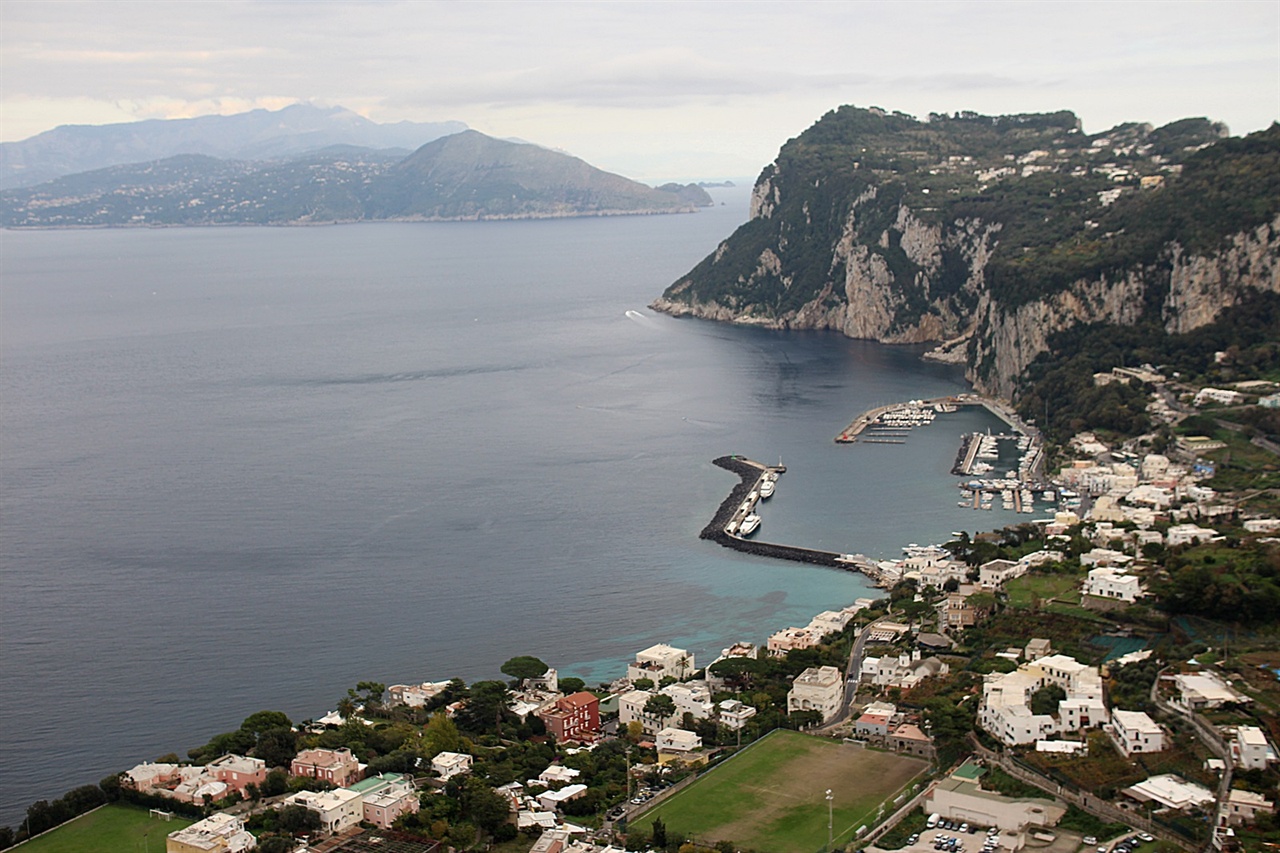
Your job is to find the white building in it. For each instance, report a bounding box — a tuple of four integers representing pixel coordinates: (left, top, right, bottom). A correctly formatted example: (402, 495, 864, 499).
(387, 680, 452, 708)
(656, 727, 702, 753)
(617, 688, 673, 735)
(626, 644, 694, 683)
(1172, 672, 1249, 710)
(860, 652, 950, 690)
(1166, 524, 1218, 547)
(537, 783, 588, 811)
(979, 559, 1026, 589)
(787, 666, 843, 720)
(717, 699, 757, 731)
(431, 751, 473, 780)
(283, 788, 364, 834)
(1232, 726, 1276, 770)
(662, 681, 714, 720)
(1084, 567, 1144, 602)
(978, 655, 1107, 746)
(1110, 709, 1165, 755)
(166, 813, 256, 853)
(1224, 789, 1275, 826)
(1194, 388, 1243, 406)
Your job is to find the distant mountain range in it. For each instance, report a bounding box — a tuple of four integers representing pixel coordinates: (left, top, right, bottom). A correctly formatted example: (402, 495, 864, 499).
(0, 127, 711, 226)
(0, 104, 468, 190)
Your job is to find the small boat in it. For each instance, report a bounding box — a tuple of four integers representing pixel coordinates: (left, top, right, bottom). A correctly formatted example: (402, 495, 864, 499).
(739, 513, 761, 535)
(759, 478, 776, 498)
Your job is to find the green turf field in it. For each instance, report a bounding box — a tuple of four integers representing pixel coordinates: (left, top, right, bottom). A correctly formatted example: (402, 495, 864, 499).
(634, 730, 927, 853)
(17, 804, 196, 853)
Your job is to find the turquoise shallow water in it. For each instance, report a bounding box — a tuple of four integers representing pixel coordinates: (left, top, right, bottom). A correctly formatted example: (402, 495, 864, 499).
(0, 188, 1021, 821)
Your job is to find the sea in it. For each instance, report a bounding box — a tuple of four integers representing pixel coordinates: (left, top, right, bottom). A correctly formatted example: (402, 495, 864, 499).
(0, 186, 1020, 826)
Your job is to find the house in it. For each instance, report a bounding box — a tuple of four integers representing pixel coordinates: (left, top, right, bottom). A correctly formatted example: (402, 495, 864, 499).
(1166, 524, 1218, 547)
(626, 644, 694, 683)
(943, 584, 991, 629)
(617, 688, 673, 735)
(166, 813, 256, 853)
(283, 788, 364, 834)
(662, 681, 715, 720)
(205, 754, 266, 794)
(538, 783, 588, 811)
(1024, 639, 1052, 659)
(538, 765, 582, 786)
(1080, 548, 1133, 568)
(656, 727, 702, 753)
(387, 680, 452, 708)
(860, 652, 950, 690)
(717, 699, 756, 731)
(539, 691, 601, 744)
(1224, 789, 1274, 826)
(887, 723, 935, 758)
(979, 559, 1025, 589)
(1084, 567, 1143, 602)
(124, 762, 179, 792)
(292, 747, 362, 787)
(1232, 726, 1276, 769)
(1110, 709, 1165, 755)
(347, 772, 419, 829)
(855, 710, 893, 739)
(1122, 774, 1215, 810)
(787, 666, 843, 720)
(767, 627, 823, 656)
(1171, 671, 1250, 710)
(431, 751, 473, 780)
(979, 655, 1107, 746)
(1194, 388, 1243, 406)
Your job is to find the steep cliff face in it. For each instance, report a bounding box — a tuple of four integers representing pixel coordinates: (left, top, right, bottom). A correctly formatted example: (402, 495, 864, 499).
(654, 106, 1279, 402)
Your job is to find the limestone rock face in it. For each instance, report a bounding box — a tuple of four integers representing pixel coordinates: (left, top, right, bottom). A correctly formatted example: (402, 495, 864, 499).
(654, 107, 1279, 402)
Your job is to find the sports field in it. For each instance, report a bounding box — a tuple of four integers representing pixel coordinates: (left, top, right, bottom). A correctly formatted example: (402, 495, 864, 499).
(634, 730, 927, 853)
(17, 803, 196, 853)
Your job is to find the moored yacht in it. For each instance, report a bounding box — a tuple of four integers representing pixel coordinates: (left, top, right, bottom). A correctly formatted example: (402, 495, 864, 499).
(739, 513, 761, 535)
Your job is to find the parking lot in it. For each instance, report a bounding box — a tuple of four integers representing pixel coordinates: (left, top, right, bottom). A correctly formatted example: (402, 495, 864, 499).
(882, 824, 1157, 853)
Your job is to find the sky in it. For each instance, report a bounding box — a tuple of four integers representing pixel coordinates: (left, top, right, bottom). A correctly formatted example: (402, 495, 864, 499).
(2, 0, 1278, 181)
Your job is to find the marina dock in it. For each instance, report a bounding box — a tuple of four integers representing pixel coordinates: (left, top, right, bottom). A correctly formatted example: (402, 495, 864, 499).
(701, 456, 883, 581)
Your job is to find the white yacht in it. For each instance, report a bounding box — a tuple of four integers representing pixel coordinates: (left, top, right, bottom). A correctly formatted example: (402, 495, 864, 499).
(759, 477, 776, 498)
(739, 513, 761, 535)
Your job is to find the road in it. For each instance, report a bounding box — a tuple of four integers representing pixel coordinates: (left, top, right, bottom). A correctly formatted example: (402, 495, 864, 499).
(821, 616, 885, 731)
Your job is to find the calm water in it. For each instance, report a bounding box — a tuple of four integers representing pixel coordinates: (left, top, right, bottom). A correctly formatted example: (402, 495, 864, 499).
(0, 189, 1013, 824)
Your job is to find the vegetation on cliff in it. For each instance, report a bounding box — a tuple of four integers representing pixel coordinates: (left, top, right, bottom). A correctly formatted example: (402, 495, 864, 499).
(655, 105, 1279, 400)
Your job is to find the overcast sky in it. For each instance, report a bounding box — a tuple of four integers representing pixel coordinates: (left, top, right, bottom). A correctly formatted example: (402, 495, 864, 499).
(3, 0, 1277, 181)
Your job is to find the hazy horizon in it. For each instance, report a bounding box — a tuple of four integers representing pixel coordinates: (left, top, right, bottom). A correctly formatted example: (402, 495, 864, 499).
(2, 0, 1277, 182)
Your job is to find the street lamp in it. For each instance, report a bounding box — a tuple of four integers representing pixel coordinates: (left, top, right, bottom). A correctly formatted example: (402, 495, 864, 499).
(827, 788, 835, 851)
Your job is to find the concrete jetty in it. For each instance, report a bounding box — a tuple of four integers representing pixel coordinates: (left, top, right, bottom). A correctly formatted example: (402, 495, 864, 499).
(701, 457, 883, 581)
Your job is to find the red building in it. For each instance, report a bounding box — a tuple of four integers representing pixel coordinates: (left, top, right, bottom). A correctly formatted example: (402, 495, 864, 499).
(539, 691, 601, 744)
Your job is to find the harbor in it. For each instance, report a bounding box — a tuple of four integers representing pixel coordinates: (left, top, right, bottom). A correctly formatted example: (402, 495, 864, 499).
(838, 393, 1051, 515)
(700, 456, 885, 581)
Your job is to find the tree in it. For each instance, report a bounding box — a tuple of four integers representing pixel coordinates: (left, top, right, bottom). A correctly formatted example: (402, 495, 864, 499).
(644, 694, 677, 721)
(633, 677, 655, 691)
(651, 817, 668, 848)
(559, 676, 586, 694)
(1030, 685, 1067, 716)
(277, 804, 322, 834)
(461, 778, 511, 832)
(423, 711, 463, 757)
(254, 727, 298, 769)
(241, 710, 292, 736)
(500, 656, 549, 683)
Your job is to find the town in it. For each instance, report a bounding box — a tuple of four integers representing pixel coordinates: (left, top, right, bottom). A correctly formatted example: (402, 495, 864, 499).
(8, 371, 1280, 853)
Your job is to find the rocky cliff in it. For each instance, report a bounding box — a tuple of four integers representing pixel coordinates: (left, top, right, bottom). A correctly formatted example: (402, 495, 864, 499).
(653, 107, 1280, 401)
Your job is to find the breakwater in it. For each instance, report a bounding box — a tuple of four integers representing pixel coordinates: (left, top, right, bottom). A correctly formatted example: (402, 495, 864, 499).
(701, 456, 880, 576)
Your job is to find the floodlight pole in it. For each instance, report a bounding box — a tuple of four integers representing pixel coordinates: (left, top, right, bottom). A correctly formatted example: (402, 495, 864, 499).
(827, 788, 835, 851)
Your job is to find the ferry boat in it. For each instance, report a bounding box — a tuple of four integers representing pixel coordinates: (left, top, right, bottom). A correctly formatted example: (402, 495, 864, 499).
(739, 513, 761, 535)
